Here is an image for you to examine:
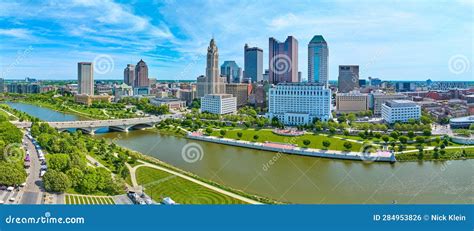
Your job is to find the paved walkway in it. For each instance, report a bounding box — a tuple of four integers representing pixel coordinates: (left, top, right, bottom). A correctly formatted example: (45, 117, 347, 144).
(127, 160, 263, 205)
(398, 145, 471, 154)
(0, 107, 19, 121)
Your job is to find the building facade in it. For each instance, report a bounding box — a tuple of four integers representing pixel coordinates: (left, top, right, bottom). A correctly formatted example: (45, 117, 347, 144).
(336, 92, 369, 113)
(269, 36, 298, 84)
(221, 61, 242, 83)
(370, 93, 408, 115)
(123, 64, 135, 87)
(307, 35, 328, 85)
(78, 62, 94, 95)
(244, 44, 263, 82)
(225, 83, 249, 107)
(201, 94, 237, 115)
(135, 59, 149, 88)
(179, 89, 196, 106)
(150, 98, 186, 110)
(381, 100, 421, 123)
(266, 83, 332, 125)
(338, 65, 359, 93)
(113, 83, 133, 102)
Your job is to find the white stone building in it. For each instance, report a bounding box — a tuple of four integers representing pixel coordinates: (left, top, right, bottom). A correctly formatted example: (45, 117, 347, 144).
(266, 83, 332, 125)
(381, 100, 421, 123)
(201, 94, 237, 115)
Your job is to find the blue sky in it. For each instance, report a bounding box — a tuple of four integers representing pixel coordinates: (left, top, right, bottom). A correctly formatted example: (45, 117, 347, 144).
(0, 0, 472, 81)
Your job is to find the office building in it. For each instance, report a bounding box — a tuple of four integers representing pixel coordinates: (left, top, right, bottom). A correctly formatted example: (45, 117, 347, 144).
(179, 89, 196, 106)
(336, 92, 369, 113)
(78, 62, 94, 95)
(201, 94, 237, 115)
(266, 83, 332, 125)
(244, 44, 263, 82)
(381, 100, 421, 123)
(368, 77, 382, 87)
(74, 94, 111, 106)
(338, 65, 359, 93)
(135, 59, 149, 88)
(150, 98, 186, 110)
(113, 83, 133, 102)
(221, 61, 242, 83)
(225, 83, 249, 107)
(197, 39, 226, 97)
(308, 35, 328, 85)
(395, 82, 416, 92)
(248, 83, 267, 109)
(269, 36, 298, 84)
(124, 64, 135, 87)
(370, 93, 408, 115)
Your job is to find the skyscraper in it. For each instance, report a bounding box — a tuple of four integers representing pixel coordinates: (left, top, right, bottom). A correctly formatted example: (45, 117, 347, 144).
(308, 35, 328, 85)
(338, 65, 359, 93)
(123, 64, 135, 87)
(78, 62, 94, 95)
(221, 61, 242, 83)
(244, 44, 263, 82)
(0, 78, 4, 93)
(269, 36, 298, 84)
(134, 59, 149, 88)
(205, 38, 225, 94)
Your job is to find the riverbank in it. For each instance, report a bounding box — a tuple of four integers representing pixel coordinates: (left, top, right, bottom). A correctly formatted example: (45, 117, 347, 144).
(187, 132, 396, 162)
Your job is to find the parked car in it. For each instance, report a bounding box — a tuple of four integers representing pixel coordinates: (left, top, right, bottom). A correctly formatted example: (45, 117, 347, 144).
(6, 186, 14, 192)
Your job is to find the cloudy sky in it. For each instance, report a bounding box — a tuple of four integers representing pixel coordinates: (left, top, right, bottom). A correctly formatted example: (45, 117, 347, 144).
(0, 0, 472, 81)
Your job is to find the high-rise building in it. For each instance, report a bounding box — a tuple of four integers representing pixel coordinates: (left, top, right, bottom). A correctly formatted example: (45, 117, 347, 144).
(197, 39, 226, 97)
(225, 83, 249, 107)
(134, 59, 149, 88)
(244, 44, 263, 82)
(78, 62, 94, 95)
(123, 64, 135, 87)
(221, 61, 242, 83)
(269, 36, 298, 84)
(308, 35, 328, 85)
(113, 83, 133, 102)
(266, 83, 332, 125)
(338, 65, 359, 93)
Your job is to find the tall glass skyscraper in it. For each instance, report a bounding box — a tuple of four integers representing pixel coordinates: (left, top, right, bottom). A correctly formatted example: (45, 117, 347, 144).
(308, 35, 328, 85)
(244, 44, 263, 83)
(221, 61, 242, 83)
(269, 36, 298, 84)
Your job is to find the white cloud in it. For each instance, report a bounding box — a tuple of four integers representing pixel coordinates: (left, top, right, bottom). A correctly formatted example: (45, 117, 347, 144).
(0, 28, 32, 39)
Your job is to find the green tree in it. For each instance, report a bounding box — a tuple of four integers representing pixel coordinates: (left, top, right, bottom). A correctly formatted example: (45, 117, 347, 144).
(66, 167, 84, 188)
(303, 139, 311, 147)
(220, 129, 227, 137)
(43, 170, 71, 193)
(205, 127, 213, 135)
(47, 154, 70, 171)
(343, 141, 352, 151)
(0, 162, 27, 186)
(423, 129, 432, 137)
(237, 132, 243, 139)
(253, 135, 259, 141)
(322, 140, 331, 149)
(407, 131, 415, 139)
(381, 135, 390, 144)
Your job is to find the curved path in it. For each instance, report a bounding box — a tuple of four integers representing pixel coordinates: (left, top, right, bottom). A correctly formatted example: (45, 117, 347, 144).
(127, 160, 263, 205)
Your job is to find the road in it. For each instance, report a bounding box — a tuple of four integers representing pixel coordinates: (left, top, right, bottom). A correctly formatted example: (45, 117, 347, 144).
(19, 134, 45, 204)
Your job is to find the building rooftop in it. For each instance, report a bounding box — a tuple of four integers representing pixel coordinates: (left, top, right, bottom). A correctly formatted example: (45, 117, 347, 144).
(309, 35, 326, 43)
(385, 100, 418, 107)
(450, 116, 474, 123)
(276, 82, 326, 87)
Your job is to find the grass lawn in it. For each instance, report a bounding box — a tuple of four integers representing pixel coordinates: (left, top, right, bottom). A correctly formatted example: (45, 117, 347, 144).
(396, 147, 474, 161)
(136, 166, 245, 204)
(208, 128, 363, 152)
(66, 195, 115, 205)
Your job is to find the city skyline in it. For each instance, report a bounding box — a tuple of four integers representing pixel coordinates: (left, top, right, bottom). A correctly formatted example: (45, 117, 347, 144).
(0, 0, 472, 81)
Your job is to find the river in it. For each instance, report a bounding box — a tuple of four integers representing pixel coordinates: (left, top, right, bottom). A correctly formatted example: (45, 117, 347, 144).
(7, 102, 474, 204)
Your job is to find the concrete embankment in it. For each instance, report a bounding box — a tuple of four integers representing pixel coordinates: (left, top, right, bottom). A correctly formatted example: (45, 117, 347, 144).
(187, 134, 396, 163)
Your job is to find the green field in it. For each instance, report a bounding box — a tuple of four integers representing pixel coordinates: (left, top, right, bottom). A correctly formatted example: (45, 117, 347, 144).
(65, 194, 115, 205)
(209, 128, 363, 151)
(136, 166, 245, 204)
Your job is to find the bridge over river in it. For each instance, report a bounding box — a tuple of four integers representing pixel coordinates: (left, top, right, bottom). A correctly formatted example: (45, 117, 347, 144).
(13, 114, 181, 134)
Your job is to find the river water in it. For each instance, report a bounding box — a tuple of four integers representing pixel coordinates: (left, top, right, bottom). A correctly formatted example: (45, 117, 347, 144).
(7, 102, 474, 204)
